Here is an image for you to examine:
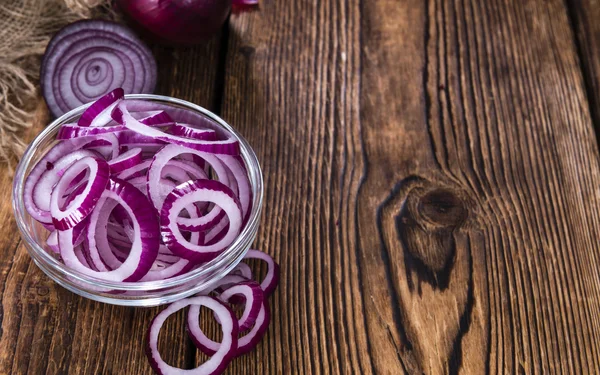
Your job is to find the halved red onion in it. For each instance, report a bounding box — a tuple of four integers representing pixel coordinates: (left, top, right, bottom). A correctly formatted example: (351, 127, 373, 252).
(41, 20, 156, 117)
(160, 180, 242, 261)
(188, 295, 270, 357)
(244, 250, 280, 297)
(58, 178, 160, 281)
(49, 156, 110, 229)
(113, 102, 240, 155)
(146, 296, 238, 375)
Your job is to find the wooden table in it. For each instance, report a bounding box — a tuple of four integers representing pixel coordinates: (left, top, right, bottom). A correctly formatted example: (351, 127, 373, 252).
(2, 0, 600, 373)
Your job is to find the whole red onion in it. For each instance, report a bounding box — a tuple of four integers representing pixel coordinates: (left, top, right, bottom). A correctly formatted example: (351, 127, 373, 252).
(117, 0, 232, 44)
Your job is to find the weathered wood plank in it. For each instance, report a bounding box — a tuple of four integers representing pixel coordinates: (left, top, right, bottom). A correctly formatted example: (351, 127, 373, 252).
(567, 0, 600, 129)
(218, 1, 370, 373)
(220, 0, 600, 373)
(358, 0, 600, 373)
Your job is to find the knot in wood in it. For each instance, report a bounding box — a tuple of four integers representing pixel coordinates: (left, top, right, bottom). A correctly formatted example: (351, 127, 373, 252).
(417, 189, 467, 228)
(396, 185, 468, 279)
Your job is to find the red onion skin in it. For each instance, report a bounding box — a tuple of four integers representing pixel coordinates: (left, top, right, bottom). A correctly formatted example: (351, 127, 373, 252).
(117, 0, 232, 45)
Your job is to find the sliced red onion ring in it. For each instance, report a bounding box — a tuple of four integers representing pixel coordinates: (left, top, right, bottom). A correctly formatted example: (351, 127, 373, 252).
(74, 243, 95, 270)
(117, 130, 168, 146)
(146, 296, 238, 375)
(117, 159, 151, 180)
(139, 205, 201, 281)
(203, 216, 230, 245)
(203, 275, 248, 295)
(244, 250, 280, 297)
(108, 148, 143, 174)
(57, 123, 126, 139)
(119, 99, 224, 132)
(168, 123, 217, 141)
(58, 178, 160, 281)
(50, 156, 110, 229)
(78, 88, 124, 127)
(147, 145, 229, 230)
(24, 138, 99, 224)
(31, 149, 98, 223)
(139, 257, 193, 281)
(47, 230, 59, 253)
(232, 262, 253, 280)
(113, 102, 240, 155)
(134, 110, 174, 127)
(219, 281, 263, 330)
(188, 296, 270, 357)
(80, 133, 120, 160)
(87, 198, 120, 271)
(217, 155, 251, 221)
(160, 180, 242, 262)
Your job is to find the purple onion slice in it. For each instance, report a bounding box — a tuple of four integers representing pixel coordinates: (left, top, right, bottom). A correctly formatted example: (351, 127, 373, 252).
(188, 295, 270, 357)
(167, 123, 218, 141)
(78, 88, 124, 127)
(41, 20, 156, 117)
(49, 156, 110, 230)
(219, 281, 264, 330)
(108, 148, 143, 174)
(244, 249, 280, 297)
(113, 102, 240, 155)
(160, 180, 242, 262)
(232, 262, 253, 280)
(146, 296, 238, 375)
(147, 144, 229, 231)
(58, 178, 160, 282)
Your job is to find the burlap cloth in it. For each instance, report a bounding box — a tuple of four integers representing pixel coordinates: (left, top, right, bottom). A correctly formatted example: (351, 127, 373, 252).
(0, 0, 111, 168)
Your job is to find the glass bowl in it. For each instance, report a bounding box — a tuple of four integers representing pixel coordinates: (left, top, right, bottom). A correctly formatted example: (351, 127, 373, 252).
(12, 94, 263, 307)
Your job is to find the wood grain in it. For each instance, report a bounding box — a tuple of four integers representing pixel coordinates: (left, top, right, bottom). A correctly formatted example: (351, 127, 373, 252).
(1, 0, 600, 374)
(220, 0, 600, 373)
(358, 0, 600, 373)
(566, 0, 600, 129)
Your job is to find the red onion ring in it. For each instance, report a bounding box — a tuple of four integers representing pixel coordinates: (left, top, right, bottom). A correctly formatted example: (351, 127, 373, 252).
(58, 178, 160, 281)
(146, 296, 238, 375)
(244, 249, 280, 296)
(160, 180, 242, 262)
(49, 156, 110, 230)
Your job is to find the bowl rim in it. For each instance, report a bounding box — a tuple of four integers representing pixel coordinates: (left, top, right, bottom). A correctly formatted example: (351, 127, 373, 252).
(12, 94, 263, 291)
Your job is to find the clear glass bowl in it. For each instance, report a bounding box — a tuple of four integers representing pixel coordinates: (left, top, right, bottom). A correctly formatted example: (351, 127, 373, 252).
(12, 94, 263, 307)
